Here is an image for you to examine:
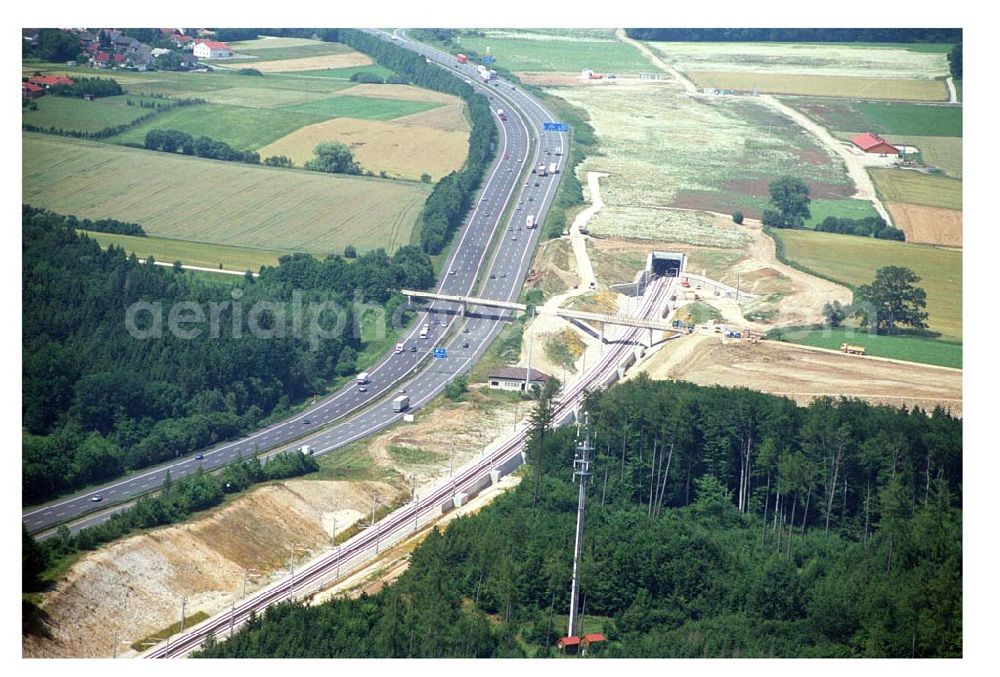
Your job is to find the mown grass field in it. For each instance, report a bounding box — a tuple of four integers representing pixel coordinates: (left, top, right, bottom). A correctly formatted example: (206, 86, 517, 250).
(225, 37, 353, 61)
(687, 71, 948, 101)
(870, 169, 962, 210)
(292, 65, 397, 80)
(455, 33, 651, 73)
(110, 103, 326, 150)
(791, 100, 962, 137)
(281, 94, 442, 120)
(81, 231, 287, 272)
(23, 133, 430, 256)
(767, 326, 962, 369)
(21, 95, 159, 133)
(772, 228, 962, 340)
(803, 198, 881, 228)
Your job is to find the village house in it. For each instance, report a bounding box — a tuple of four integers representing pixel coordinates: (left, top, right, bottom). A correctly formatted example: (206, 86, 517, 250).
(22, 82, 45, 99)
(29, 75, 75, 88)
(193, 40, 234, 59)
(171, 34, 194, 49)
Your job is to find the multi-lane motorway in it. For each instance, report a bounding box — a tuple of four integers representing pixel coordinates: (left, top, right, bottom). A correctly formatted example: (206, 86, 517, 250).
(23, 30, 568, 535)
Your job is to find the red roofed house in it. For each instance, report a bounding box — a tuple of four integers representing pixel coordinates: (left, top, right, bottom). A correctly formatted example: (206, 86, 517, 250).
(171, 34, 194, 48)
(113, 53, 126, 66)
(851, 132, 899, 156)
(22, 82, 45, 99)
(556, 636, 581, 655)
(29, 75, 75, 88)
(92, 51, 110, 67)
(193, 40, 233, 59)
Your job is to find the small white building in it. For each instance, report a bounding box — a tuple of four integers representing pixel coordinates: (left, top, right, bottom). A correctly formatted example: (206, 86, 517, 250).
(488, 367, 551, 393)
(193, 41, 234, 60)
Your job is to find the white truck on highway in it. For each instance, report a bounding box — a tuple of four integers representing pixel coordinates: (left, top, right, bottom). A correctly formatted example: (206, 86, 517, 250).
(537, 164, 548, 176)
(548, 162, 558, 175)
(299, 444, 313, 455)
(420, 323, 430, 339)
(356, 372, 369, 385)
(392, 395, 410, 412)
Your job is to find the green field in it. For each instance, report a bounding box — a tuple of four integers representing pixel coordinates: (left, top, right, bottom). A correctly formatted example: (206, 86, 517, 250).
(885, 135, 963, 178)
(789, 100, 962, 137)
(772, 228, 962, 340)
(110, 102, 325, 150)
(23, 133, 430, 256)
(768, 326, 962, 369)
(81, 231, 287, 272)
(456, 34, 652, 73)
(870, 169, 962, 210)
(21, 95, 159, 133)
(225, 38, 352, 62)
(804, 198, 882, 227)
(291, 65, 397, 80)
(280, 94, 442, 120)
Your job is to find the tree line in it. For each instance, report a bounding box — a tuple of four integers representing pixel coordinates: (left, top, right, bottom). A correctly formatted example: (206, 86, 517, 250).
(24, 204, 146, 236)
(625, 28, 961, 44)
(197, 377, 961, 658)
(323, 29, 498, 255)
(23, 452, 319, 590)
(144, 129, 261, 164)
(814, 215, 904, 241)
(50, 76, 123, 98)
(22, 207, 434, 504)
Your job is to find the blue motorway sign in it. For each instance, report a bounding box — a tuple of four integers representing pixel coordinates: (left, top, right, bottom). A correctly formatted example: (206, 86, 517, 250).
(433, 347, 448, 359)
(543, 122, 569, 132)
(482, 55, 494, 65)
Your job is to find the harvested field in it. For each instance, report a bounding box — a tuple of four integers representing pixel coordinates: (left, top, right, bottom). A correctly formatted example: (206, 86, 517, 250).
(258, 116, 468, 181)
(870, 168, 962, 210)
(687, 71, 948, 101)
(886, 203, 963, 248)
(636, 334, 961, 416)
(646, 42, 950, 80)
(516, 72, 602, 86)
(393, 104, 469, 133)
(248, 52, 372, 73)
(772, 228, 962, 339)
(23, 133, 430, 256)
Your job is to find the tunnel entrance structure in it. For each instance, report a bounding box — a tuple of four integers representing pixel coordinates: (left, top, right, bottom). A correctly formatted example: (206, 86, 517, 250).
(647, 251, 686, 278)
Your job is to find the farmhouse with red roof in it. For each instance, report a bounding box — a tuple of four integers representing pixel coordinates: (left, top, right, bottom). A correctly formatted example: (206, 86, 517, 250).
(851, 132, 899, 156)
(29, 75, 75, 88)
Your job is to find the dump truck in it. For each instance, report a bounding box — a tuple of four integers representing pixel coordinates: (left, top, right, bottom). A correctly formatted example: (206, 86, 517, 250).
(456, 54, 468, 64)
(392, 395, 410, 412)
(840, 343, 866, 355)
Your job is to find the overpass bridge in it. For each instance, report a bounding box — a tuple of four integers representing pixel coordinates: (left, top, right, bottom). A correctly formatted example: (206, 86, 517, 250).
(400, 288, 684, 345)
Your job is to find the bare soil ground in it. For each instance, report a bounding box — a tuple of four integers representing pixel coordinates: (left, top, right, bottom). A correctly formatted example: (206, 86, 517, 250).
(636, 333, 962, 416)
(887, 203, 963, 248)
(251, 52, 373, 72)
(23, 392, 520, 658)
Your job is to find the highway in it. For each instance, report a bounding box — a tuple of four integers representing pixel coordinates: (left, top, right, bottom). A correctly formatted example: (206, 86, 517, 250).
(23, 30, 569, 535)
(145, 273, 678, 658)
